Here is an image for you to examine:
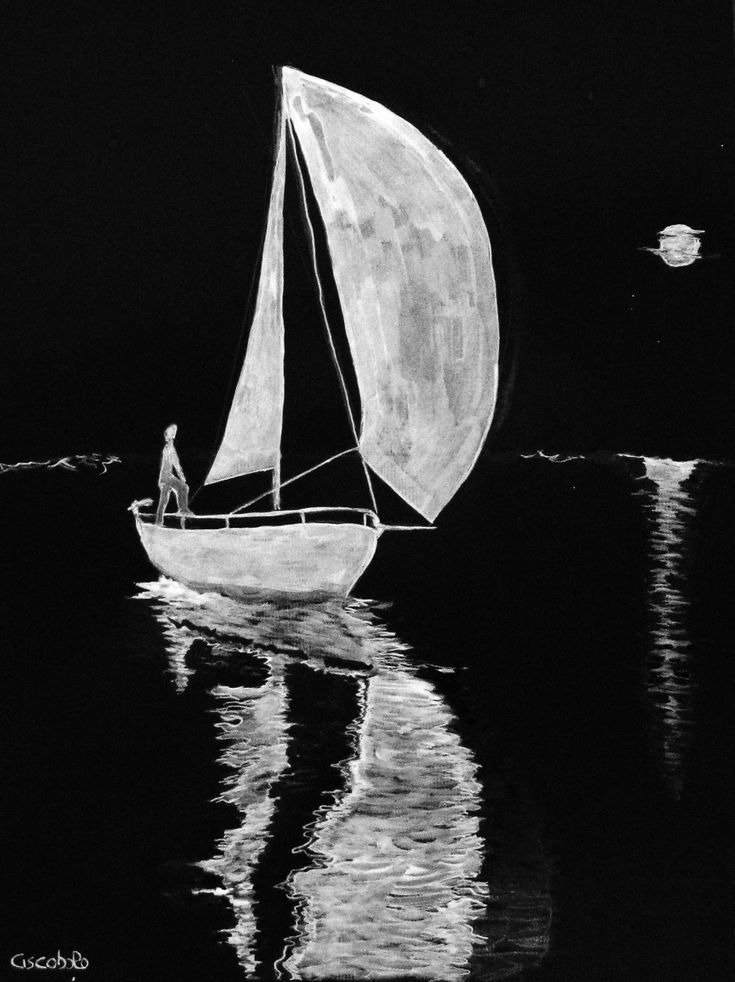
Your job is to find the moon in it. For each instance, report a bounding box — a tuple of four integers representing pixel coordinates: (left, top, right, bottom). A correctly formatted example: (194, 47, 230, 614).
(641, 224, 705, 267)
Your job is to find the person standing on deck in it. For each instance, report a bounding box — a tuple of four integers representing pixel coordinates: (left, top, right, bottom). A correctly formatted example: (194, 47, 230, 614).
(156, 424, 192, 523)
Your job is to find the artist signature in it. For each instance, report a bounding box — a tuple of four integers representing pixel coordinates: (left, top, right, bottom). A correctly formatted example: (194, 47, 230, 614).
(10, 951, 89, 972)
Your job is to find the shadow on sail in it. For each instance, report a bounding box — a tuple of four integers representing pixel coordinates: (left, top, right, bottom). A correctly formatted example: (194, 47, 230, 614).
(637, 457, 700, 795)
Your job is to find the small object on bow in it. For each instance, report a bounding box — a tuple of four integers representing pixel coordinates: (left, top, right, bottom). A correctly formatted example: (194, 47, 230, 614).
(128, 498, 154, 513)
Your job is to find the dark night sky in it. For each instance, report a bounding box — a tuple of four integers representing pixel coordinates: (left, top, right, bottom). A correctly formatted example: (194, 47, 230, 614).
(3, 1, 734, 466)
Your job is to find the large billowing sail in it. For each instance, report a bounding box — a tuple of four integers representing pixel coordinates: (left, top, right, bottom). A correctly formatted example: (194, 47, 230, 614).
(282, 68, 499, 522)
(205, 108, 287, 486)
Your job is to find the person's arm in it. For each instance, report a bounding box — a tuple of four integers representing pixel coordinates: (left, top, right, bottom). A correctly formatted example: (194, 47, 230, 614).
(171, 447, 186, 482)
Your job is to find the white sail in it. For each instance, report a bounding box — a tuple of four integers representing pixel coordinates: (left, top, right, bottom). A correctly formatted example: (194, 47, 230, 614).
(205, 108, 287, 486)
(283, 68, 499, 522)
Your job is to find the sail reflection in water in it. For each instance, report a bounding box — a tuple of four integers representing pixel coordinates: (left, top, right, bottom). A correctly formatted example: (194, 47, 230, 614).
(138, 580, 297, 974)
(202, 675, 290, 974)
(135, 581, 488, 979)
(284, 659, 486, 980)
(638, 458, 699, 793)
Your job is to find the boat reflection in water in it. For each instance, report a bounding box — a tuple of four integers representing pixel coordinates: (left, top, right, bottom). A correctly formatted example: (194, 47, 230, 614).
(638, 457, 700, 794)
(137, 580, 540, 979)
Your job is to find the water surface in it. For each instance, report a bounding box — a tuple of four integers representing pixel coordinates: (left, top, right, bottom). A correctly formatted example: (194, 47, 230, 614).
(3, 454, 734, 981)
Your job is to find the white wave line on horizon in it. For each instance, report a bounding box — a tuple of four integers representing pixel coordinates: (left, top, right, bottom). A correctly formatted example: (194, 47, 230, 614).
(518, 450, 726, 467)
(0, 453, 121, 475)
(518, 451, 586, 462)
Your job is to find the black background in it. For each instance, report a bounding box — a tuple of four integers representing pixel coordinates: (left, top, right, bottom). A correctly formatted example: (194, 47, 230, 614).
(4, 0, 734, 468)
(3, 4, 735, 982)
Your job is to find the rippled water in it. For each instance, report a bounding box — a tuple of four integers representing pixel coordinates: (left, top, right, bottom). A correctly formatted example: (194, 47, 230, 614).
(135, 584, 540, 979)
(199, 676, 289, 975)
(4, 454, 735, 981)
(284, 666, 485, 980)
(638, 458, 700, 794)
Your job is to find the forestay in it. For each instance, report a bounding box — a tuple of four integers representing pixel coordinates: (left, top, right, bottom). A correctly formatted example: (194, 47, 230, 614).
(205, 108, 287, 486)
(283, 68, 499, 522)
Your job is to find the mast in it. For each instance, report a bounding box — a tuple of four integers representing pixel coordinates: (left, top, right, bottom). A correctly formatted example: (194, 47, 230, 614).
(271, 69, 284, 512)
(285, 120, 378, 515)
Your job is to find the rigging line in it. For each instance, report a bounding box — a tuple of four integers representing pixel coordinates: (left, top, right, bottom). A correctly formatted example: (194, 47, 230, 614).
(286, 120, 378, 515)
(230, 447, 358, 513)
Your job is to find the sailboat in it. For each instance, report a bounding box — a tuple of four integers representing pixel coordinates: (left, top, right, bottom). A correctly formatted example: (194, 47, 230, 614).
(132, 66, 499, 598)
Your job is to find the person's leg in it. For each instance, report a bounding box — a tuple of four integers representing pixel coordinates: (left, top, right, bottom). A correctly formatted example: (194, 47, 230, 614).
(155, 484, 169, 524)
(177, 479, 191, 514)
(169, 477, 191, 514)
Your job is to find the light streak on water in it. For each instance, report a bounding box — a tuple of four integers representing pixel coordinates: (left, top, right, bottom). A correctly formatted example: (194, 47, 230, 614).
(638, 457, 699, 795)
(516, 451, 706, 793)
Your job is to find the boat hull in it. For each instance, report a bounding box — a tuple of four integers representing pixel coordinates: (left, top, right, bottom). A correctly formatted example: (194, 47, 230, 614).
(135, 518, 380, 599)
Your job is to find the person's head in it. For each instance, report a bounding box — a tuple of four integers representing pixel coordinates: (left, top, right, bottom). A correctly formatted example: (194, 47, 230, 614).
(164, 424, 177, 442)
